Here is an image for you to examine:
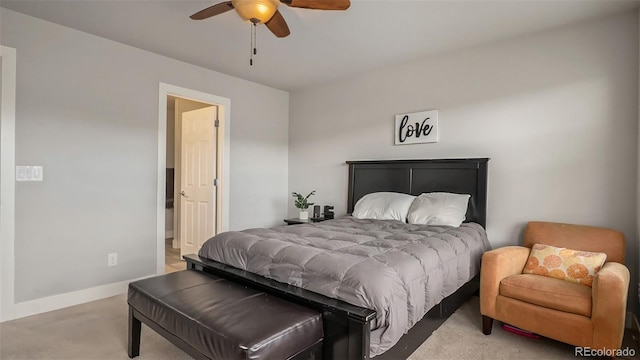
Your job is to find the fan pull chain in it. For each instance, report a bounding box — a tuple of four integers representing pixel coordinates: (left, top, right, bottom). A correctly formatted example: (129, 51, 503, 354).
(249, 22, 257, 66)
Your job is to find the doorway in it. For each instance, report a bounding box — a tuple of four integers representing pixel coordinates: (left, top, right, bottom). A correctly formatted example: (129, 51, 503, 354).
(157, 83, 231, 275)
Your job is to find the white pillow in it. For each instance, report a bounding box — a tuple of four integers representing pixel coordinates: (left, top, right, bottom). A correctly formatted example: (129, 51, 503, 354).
(352, 192, 416, 222)
(407, 192, 471, 227)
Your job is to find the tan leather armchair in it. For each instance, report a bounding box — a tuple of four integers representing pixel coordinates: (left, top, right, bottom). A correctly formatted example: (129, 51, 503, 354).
(480, 221, 630, 350)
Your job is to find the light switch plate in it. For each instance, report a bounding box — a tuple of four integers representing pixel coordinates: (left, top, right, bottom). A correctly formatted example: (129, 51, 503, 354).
(16, 166, 43, 181)
(32, 166, 43, 181)
(16, 167, 27, 181)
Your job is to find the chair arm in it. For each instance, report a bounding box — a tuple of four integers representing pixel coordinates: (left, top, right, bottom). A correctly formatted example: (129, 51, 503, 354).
(592, 261, 630, 350)
(480, 246, 531, 318)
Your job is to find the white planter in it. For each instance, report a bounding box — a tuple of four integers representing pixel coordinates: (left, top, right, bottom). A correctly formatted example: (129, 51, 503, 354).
(298, 210, 309, 220)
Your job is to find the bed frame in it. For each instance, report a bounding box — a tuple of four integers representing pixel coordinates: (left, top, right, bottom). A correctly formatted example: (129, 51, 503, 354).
(184, 158, 489, 360)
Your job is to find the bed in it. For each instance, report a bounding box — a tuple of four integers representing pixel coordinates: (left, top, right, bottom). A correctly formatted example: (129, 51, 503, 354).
(184, 158, 490, 360)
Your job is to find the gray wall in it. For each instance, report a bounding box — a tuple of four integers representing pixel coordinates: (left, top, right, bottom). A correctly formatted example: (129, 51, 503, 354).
(1, 9, 289, 302)
(166, 102, 175, 169)
(290, 11, 639, 309)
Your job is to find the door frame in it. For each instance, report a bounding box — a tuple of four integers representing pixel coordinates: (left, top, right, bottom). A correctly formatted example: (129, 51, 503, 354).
(0, 45, 17, 322)
(157, 83, 230, 274)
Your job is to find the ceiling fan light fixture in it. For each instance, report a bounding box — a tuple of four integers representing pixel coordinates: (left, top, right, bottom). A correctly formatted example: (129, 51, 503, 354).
(231, 0, 278, 24)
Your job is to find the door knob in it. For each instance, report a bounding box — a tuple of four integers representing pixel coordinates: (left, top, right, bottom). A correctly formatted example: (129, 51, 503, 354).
(180, 191, 188, 198)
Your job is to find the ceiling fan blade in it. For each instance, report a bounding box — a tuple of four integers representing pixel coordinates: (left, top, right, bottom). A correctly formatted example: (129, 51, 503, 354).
(190, 1, 234, 20)
(265, 10, 290, 38)
(280, 0, 350, 10)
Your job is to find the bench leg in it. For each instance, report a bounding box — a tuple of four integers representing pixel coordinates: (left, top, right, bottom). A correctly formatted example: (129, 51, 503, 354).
(128, 307, 141, 358)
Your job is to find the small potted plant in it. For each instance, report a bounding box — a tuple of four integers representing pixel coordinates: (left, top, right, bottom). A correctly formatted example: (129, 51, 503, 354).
(292, 190, 316, 220)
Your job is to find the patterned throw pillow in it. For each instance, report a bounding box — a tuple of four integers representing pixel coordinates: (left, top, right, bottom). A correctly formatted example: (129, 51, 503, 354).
(522, 244, 607, 287)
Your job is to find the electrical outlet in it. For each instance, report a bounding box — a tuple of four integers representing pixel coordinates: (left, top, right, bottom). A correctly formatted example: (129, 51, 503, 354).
(108, 253, 118, 267)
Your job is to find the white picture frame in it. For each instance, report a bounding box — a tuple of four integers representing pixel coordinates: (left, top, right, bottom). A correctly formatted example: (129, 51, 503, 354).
(394, 110, 438, 145)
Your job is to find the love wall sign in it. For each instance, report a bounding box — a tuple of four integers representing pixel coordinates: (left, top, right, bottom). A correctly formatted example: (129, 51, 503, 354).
(394, 110, 439, 145)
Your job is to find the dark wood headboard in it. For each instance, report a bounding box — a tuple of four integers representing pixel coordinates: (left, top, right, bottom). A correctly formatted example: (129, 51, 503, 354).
(346, 158, 489, 227)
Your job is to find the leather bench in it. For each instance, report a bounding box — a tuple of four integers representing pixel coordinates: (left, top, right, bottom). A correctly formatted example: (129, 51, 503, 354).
(127, 270, 323, 360)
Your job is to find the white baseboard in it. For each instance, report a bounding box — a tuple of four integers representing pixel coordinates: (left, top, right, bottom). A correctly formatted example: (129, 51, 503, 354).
(165, 230, 174, 239)
(3, 274, 155, 322)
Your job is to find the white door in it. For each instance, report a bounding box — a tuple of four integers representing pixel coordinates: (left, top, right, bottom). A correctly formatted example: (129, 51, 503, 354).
(180, 106, 217, 257)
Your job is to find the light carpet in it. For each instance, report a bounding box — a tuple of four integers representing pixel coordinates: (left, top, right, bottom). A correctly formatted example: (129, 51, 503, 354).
(0, 294, 624, 360)
(407, 297, 576, 360)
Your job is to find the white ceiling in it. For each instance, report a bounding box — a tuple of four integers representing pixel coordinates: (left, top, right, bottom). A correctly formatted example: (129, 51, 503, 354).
(2, 0, 639, 91)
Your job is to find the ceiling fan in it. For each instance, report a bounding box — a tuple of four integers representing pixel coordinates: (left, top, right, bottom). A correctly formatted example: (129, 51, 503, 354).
(190, 0, 351, 38)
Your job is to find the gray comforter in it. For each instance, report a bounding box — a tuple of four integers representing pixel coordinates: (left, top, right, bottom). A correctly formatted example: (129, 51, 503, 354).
(198, 216, 490, 357)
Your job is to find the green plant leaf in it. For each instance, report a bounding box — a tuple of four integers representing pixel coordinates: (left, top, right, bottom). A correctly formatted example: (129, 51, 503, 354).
(292, 190, 316, 210)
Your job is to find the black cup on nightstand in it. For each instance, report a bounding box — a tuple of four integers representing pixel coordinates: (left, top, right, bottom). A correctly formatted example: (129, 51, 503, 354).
(323, 205, 334, 219)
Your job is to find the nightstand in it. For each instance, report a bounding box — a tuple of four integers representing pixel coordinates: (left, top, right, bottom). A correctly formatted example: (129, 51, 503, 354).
(283, 217, 326, 225)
